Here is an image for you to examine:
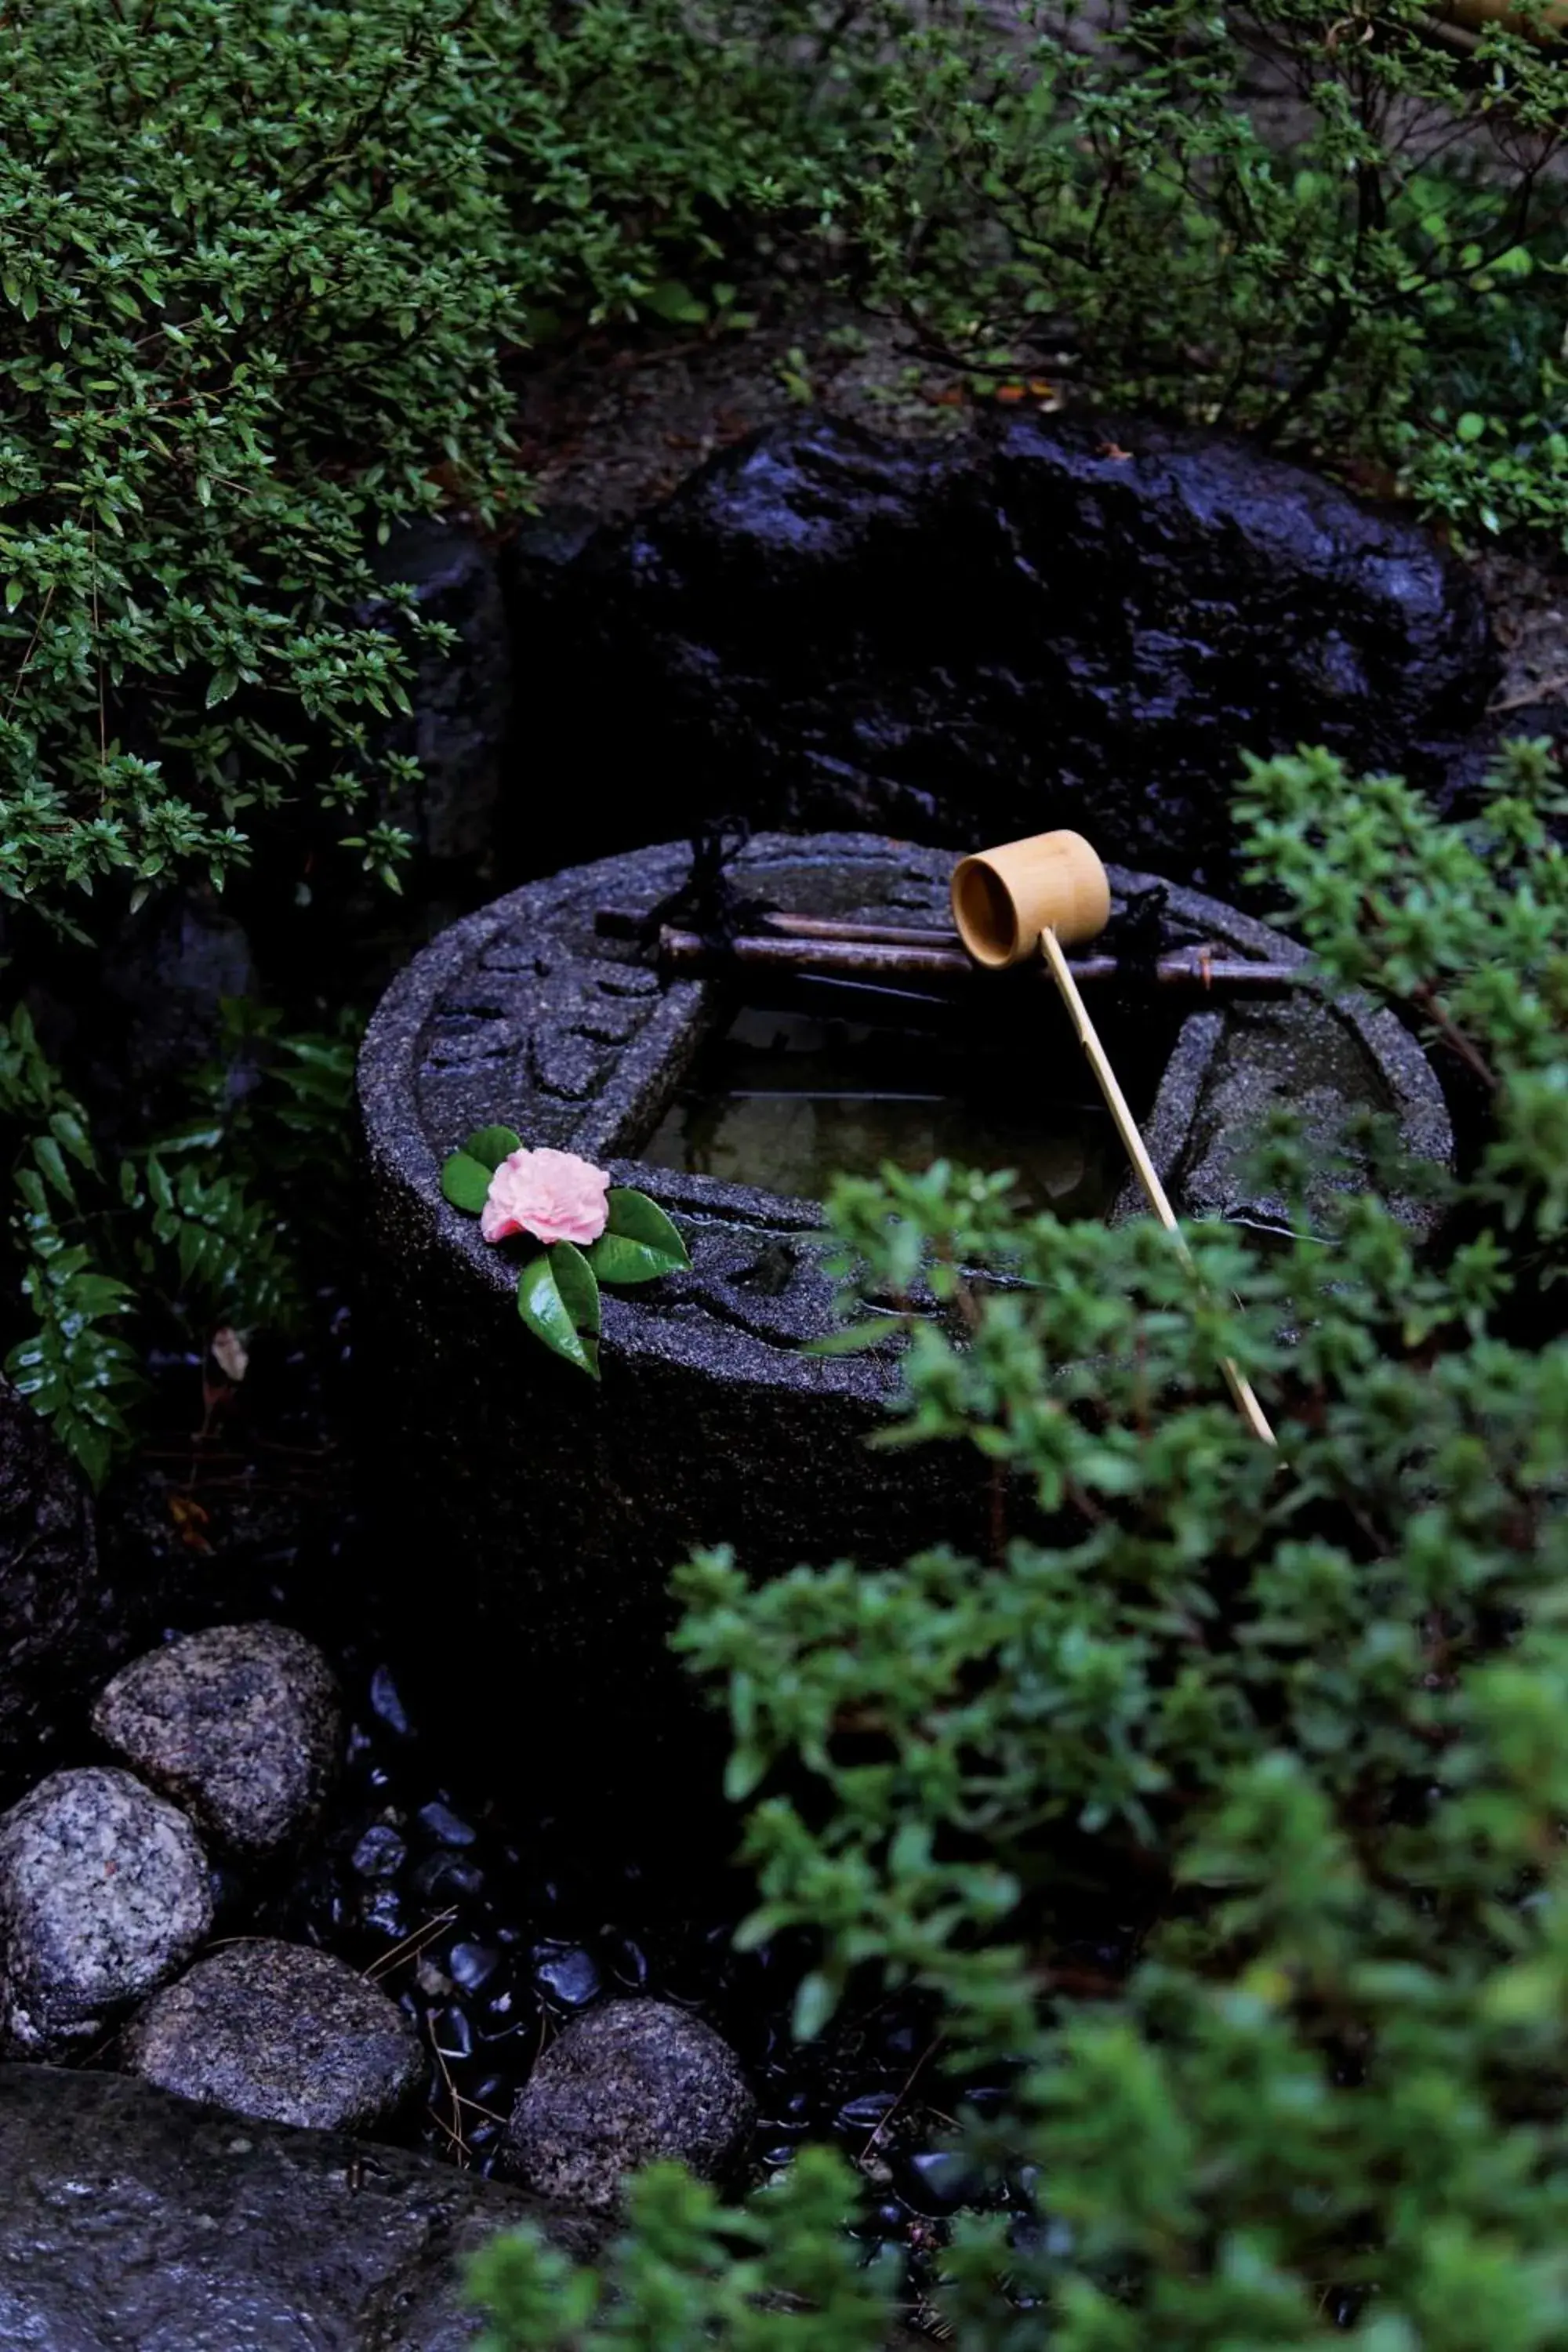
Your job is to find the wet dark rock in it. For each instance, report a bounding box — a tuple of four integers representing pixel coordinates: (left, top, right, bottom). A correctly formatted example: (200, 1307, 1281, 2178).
(450, 1940, 502, 1992)
(509, 417, 1497, 891)
(0, 1377, 104, 1785)
(0, 2061, 604, 2351)
(430, 2005, 474, 2063)
(92, 1621, 342, 1860)
(370, 1664, 414, 1737)
(416, 1852, 486, 1902)
(354, 1822, 408, 1879)
(419, 1798, 477, 1846)
(0, 1767, 212, 2056)
(125, 1938, 424, 2134)
(369, 517, 514, 869)
(99, 888, 257, 1101)
(503, 1997, 755, 2212)
(534, 1944, 602, 2009)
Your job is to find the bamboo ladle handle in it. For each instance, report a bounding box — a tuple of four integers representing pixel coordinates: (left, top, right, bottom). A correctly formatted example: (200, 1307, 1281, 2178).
(951, 832, 1277, 1449)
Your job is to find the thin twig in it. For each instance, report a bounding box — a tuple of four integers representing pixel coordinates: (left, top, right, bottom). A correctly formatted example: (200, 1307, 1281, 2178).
(861, 2034, 945, 2162)
(364, 1907, 458, 1983)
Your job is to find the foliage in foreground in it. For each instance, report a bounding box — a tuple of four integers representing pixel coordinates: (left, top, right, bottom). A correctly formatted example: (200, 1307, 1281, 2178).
(471, 737, 1568, 2347)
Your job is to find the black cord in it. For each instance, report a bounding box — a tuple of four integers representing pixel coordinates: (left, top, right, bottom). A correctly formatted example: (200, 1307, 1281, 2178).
(636, 821, 777, 957)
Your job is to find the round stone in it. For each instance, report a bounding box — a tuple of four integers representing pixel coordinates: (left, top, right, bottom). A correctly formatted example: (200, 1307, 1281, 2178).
(503, 1998, 755, 2212)
(91, 1622, 342, 1859)
(123, 1938, 425, 2134)
(0, 1766, 212, 2057)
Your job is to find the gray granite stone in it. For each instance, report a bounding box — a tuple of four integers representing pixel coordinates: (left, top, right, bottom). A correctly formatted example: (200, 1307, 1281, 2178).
(0, 1766, 212, 2056)
(503, 1998, 755, 2212)
(124, 1937, 424, 2133)
(93, 1621, 342, 1858)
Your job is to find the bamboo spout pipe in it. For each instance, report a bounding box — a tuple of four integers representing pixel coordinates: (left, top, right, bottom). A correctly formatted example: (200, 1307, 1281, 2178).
(951, 831, 1277, 1448)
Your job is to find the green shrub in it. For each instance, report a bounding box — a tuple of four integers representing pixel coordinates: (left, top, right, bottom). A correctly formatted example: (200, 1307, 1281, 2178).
(470, 738, 1568, 2346)
(853, 0, 1568, 545)
(0, 0, 898, 927)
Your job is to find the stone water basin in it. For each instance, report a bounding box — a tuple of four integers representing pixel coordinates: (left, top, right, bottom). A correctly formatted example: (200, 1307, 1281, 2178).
(358, 832, 1450, 1727)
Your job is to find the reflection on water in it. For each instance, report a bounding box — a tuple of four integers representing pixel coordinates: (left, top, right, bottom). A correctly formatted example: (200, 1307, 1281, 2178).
(642, 1002, 1127, 1218)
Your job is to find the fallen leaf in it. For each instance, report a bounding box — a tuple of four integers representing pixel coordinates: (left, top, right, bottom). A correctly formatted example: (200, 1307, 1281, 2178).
(169, 1493, 212, 1555)
(993, 382, 1026, 405)
(1098, 440, 1132, 461)
(210, 1326, 249, 1383)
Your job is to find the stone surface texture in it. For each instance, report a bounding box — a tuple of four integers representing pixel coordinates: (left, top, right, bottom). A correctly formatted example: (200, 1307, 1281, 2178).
(503, 1998, 755, 2212)
(99, 889, 257, 1100)
(506, 416, 1497, 891)
(358, 830, 1451, 1732)
(93, 1620, 342, 1858)
(124, 1937, 424, 2133)
(0, 2060, 604, 2351)
(0, 1767, 212, 2056)
(0, 1377, 103, 1787)
(368, 517, 514, 869)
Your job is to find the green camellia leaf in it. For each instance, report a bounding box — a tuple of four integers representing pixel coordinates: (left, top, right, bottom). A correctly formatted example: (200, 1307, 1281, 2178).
(517, 1254, 599, 1379)
(441, 1152, 492, 1214)
(586, 1232, 681, 1285)
(463, 1124, 521, 1171)
(589, 1189, 690, 1284)
(548, 1240, 601, 1339)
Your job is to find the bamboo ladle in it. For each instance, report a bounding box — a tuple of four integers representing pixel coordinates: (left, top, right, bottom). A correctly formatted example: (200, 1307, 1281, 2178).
(950, 830, 1277, 1448)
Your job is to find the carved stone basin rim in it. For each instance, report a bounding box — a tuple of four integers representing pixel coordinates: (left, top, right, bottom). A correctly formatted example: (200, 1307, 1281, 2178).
(360, 831, 1454, 1403)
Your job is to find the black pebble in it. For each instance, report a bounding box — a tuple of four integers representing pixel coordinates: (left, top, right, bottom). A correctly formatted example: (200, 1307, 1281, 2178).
(351, 1824, 407, 1880)
(369, 1665, 412, 1737)
(448, 1940, 501, 1991)
(418, 1799, 477, 1846)
(533, 1944, 601, 2008)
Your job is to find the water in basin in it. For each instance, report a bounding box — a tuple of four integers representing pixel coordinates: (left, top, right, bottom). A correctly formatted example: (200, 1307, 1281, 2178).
(642, 995, 1150, 1218)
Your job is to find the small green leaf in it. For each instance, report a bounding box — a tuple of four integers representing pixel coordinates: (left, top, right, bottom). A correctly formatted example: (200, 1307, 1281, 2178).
(517, 1254, 599, 1378)
(441, 1151, 492, 1213)
(31, 1135, 77, 1206)
(586, 1232, 684, 1285)
(601, 1195, 686, 1270)
(462, 1124, 521, 1172)
(1456, 411, 1486, 445)
(793, 1969, 837, 2042)
(548, 1240, 601, 1338)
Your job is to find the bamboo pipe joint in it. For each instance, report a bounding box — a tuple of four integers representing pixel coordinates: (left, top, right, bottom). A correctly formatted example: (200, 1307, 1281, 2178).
(950, 831, 1111, 967)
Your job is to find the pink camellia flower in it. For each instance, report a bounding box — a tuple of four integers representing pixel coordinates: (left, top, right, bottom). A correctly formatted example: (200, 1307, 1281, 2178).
(481, 1147, 612, 1249)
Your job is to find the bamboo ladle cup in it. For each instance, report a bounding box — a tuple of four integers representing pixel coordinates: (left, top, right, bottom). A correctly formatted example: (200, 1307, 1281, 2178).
(950, 830, 1277, 1448)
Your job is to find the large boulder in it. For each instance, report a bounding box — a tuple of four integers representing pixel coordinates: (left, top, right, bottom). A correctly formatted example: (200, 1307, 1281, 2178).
(0, 1378, 103, 1788)
(0, 2062, 604, 2351)
(509, 416, 1497, 891)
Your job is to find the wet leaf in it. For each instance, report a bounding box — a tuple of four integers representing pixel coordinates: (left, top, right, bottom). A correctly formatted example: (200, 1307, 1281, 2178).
(517, 1254, 599, 1377)
(441, 1152, 492, 1214)
(463, 1124, 521, 1171)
